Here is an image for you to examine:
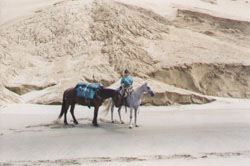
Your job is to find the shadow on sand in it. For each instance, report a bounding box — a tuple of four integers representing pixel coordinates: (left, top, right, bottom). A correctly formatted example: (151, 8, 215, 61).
(24, 117, 131, 133)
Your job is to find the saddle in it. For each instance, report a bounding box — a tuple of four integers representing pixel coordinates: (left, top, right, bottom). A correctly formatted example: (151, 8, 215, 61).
(123, 85, 133, 98)
(121, 86, 133, 107)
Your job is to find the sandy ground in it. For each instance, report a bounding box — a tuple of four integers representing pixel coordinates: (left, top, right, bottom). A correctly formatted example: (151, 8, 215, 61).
(1, 98, 250, 165)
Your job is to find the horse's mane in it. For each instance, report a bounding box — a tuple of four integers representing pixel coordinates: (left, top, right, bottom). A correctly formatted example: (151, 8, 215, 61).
(101, 88, 116, 92)
(134, 83, 147, 92)
(99, 88, 117, 98)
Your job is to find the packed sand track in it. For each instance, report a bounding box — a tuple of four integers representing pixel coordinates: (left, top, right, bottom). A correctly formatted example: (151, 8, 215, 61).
(1, 101, 250, 165)
(0, 0, 250, 106)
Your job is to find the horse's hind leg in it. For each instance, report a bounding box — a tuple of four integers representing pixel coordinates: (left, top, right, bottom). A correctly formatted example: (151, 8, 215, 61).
(64, 104, 70, 125)
(70, 103, 78, 125)
(134, 108, 138, 127)
(129, 108, 133, 129)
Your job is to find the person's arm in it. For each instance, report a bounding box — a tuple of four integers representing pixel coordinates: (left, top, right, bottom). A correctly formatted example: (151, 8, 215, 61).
(121, 77, 125, 91)
(121, 77, 125, 85)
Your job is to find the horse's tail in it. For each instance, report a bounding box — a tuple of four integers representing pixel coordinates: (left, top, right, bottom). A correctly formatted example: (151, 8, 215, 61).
(57, 92, 67, 120)
(102, 99, 112, 116)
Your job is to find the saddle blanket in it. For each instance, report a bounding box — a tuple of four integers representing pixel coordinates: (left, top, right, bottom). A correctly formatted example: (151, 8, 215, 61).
(75, 82, 103, 99)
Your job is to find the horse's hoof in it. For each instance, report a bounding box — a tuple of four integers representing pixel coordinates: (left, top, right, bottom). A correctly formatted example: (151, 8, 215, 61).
(74, 121, 79, 125)
(111, 121, 114, 123)
(129, 126, 132, 129)
(135, 125, 139, 127)
(93, 123, 99, 127)
(121, 121, 124, 124)
(64, 122, 68, 125)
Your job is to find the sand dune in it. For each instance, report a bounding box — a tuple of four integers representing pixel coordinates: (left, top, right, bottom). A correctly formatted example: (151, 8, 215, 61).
(1, 0, 250, 106)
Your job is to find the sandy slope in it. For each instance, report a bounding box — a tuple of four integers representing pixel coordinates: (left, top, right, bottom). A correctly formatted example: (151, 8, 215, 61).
(116, 0, 250, 21)
(1, 0, 250, 106)
(1, 98, 250, 165)
(0, 0, 63, 25)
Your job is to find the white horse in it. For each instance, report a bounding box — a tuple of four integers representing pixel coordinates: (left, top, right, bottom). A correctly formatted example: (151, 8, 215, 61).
(104, 83, 154, 129)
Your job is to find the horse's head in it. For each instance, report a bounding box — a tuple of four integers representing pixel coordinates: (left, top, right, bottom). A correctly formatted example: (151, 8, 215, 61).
(142, 83, 155, 97)
(112, 90, 122, 107)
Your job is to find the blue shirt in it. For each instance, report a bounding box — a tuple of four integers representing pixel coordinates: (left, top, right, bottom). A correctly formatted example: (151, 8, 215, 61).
(121, 76, 133, 86)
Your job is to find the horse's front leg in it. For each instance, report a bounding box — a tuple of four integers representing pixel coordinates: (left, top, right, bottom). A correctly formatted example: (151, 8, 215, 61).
(92, 106, 99, 127)
(129, 108, 133, 129)
(134, 108, 138, 127)
(118, 106, 124, 124)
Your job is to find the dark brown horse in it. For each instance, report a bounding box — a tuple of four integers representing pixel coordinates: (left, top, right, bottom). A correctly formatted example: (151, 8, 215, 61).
(57, 87, 121, 126)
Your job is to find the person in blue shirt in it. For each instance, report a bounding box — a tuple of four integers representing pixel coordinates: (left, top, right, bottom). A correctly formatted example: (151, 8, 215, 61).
(120, 69, 133, 97)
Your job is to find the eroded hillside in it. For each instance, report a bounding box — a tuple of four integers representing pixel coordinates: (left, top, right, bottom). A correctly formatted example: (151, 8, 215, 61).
(0, 0, 250, 106)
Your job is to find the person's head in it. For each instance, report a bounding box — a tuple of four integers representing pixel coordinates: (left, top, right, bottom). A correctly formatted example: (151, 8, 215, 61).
(124, 69, 130, 77)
